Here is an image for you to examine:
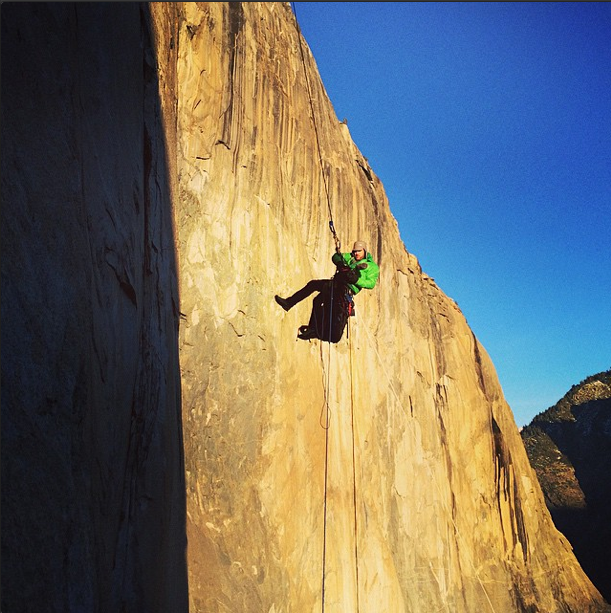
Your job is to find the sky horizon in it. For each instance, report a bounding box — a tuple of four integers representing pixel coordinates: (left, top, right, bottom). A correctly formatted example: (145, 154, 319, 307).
(294, 2, 611, 427)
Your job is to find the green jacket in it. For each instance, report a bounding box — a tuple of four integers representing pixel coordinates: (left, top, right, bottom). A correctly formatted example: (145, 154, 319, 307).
(332, 251, 380, 294)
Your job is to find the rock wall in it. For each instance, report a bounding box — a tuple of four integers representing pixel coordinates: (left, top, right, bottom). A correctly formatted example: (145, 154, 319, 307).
(1, 2, 609, 613)
(1, 4, 187, 612)
(173, 3, 608, 612)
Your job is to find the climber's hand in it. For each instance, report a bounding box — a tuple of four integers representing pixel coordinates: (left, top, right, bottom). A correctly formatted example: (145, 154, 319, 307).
(356, 263, 368, 269)
(345, 268, 359, 284)
(332, 253, 344, 267)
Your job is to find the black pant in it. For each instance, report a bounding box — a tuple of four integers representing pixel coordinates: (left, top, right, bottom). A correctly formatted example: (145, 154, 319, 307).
(287, 279, 349, 343)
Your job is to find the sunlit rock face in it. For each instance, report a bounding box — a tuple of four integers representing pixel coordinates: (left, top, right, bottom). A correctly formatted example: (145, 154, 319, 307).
(1, 2, 609, 613)
(174, 3, 608, 612)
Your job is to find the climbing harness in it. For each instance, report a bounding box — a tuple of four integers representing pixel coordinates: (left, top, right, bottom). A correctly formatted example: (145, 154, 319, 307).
(343, 290, 355, 318)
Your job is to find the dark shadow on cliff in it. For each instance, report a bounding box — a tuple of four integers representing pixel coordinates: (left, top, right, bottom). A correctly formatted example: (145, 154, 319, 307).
(550, 507, 610, 605)
(1, 4, 188, 612)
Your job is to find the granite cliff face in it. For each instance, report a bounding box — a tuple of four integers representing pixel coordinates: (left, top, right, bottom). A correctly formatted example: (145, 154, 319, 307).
(521, 371, 611, 604)
(1, 3, 609, 613)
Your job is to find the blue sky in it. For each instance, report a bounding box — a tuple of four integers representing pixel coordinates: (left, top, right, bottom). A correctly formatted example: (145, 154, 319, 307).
(293, 2, 611, 427)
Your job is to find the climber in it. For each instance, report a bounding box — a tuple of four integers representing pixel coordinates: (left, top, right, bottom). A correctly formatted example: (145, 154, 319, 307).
(274, 241, 380, 342)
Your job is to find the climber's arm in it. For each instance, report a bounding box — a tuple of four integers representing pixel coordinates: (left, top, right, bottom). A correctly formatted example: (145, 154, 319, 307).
(354, 260, 379, 290)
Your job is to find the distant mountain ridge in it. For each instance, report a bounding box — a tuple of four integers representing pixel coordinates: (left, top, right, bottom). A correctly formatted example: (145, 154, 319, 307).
(521, 370, 611, 603)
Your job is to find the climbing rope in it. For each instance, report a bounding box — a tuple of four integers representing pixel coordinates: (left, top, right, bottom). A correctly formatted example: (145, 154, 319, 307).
(291, 5, 365, 612)
(320, 368, 331, 613)
(316, 315, 361, 613)
(348, 319, 362, 612)
(317, 281, 336, 613)
(289, 9, 336, 609)
(289, 6, 497, 606)
(291, 1, 341, 253)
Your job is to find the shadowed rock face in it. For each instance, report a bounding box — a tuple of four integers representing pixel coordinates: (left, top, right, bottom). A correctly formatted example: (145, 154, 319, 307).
(1, 4, 187, 613)
(1, 3, 609, 613)
(522, 371, 611, 604)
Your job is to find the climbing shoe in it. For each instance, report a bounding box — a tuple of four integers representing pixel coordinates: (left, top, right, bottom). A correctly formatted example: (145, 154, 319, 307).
(274, 295, 292, 311)
(297, 326, 316, 340)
